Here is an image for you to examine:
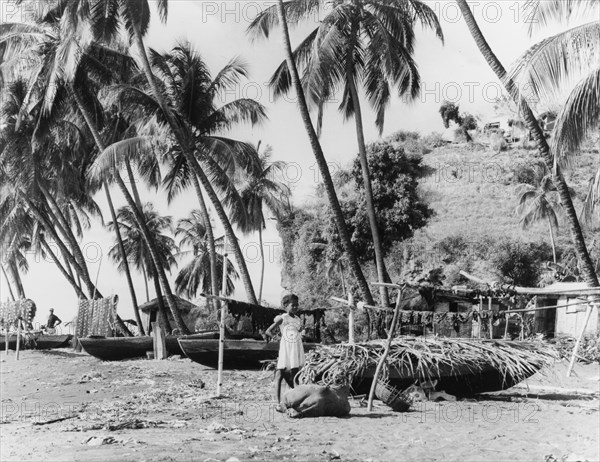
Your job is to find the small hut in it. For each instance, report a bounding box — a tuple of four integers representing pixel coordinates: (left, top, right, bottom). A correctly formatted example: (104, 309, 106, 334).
(534, 282, 599, 337)
(139, 296, 206, 334)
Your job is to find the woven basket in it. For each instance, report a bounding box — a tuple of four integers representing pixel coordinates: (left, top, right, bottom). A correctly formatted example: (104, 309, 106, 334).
(375, 379, 412, 412)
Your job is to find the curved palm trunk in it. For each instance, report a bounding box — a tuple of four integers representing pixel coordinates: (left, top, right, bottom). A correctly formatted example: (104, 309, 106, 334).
(548, 218, 557, 264)
(141, 264, 150, 302)
(38, 187, 94, 290)
(1, 263, 16, 301)
(8, 260, 25, 299)
(104, 180, 145, 335)
(41, 240, 87, 299)
(456, 0, 599, 290)
(72, 91, 190, 335)
(191, 174, 219, 311)
(130, 27, 258, 305)
(21, 194, 99, 298)
(258, 226, 265, 303)
(275, 0, 375, 310)
(347, 67, 390, 308)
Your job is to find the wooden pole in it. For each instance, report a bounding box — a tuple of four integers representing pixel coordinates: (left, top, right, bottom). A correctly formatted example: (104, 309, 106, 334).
(488, 297, 493, 339)
(478, 297, 482, 339)
(566, 301, 596, 377)
(503, 313, 509, 339)
(367, 286, 403, 412)
(5, 327, 9, 355)
(216, 236, 228, 397)
(152, 321, 167, 360)
(348, 293, 355, 344)
(15, 316, 21, 360)
(459, 270, 600, 296)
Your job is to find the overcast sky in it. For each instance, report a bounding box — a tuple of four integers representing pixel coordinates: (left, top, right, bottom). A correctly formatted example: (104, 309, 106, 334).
(1, 1, 575, 326)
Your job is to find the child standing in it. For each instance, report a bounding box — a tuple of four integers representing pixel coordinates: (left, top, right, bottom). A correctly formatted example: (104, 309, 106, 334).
(264, 294, 305, 410)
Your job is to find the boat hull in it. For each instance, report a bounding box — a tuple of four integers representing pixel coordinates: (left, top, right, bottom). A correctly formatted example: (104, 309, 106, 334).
(178, 338, 318, 369)
(352, 363, 540, 396)
(0, 334, 73, 350)
(79, 335, 184, 361)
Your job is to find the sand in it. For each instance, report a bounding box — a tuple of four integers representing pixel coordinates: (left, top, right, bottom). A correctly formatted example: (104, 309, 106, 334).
(0, 348, 598, 462)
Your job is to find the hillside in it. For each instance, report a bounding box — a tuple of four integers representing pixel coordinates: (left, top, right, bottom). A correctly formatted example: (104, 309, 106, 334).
(414, 141, 599, 247)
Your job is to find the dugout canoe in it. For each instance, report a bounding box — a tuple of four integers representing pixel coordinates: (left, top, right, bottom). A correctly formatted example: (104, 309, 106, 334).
(1, 333, 73, 350)
(353, 361, 542, 396)
(78, 331, 218, 361)
(177, 337, 319, 369)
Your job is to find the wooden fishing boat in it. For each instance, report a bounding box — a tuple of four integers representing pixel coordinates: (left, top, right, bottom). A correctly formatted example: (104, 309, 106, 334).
(178, 337, 319, 369)
(1, 333, 73, 350)
(298, 337, 556, 397)
(78, 331, 218, 361)
(353, 361, 542, 396)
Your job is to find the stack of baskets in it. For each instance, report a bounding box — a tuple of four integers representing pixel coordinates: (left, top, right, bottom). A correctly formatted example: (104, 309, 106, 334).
(375, 379, 413, 412)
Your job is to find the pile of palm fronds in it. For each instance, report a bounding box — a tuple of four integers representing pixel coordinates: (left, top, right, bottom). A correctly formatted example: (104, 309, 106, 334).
(550, 334, 600, 363)
(297, 336, 558, 386)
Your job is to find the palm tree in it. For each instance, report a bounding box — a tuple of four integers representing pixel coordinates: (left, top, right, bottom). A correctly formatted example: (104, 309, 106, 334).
(247, 0, 375, 307)
(174, 211, 239, 300)
(516, 166, 565, 263)
(148, 43, 266, 305)
(56, 0, 264, 306)
(235, 143, 290, 303)
(510, 0, 600, 223)
(108, 203, 178, 332)
(455, 0, 599, 289)
(0, 16, 146, 333)
(0, 78, 103, 300)
(255, 0, 443, 307)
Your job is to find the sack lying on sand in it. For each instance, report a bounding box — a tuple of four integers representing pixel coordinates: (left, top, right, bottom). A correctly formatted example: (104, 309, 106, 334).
(282, 384, 351, 418)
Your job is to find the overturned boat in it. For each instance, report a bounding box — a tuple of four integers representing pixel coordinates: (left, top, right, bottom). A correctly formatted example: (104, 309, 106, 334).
(297, 337, 557, 396)
(1, 332, 73, 350)
(178, 335, 319, 369)
(78, 331, 219, 361)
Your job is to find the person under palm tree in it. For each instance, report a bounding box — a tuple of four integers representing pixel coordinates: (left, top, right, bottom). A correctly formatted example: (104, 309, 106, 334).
(264, 294, 305, 411)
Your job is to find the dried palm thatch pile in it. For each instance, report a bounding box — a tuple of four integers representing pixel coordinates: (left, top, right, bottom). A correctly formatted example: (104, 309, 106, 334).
(297, 337, 558, 387)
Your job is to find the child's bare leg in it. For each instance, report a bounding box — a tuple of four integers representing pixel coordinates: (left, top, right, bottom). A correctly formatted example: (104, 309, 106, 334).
(274, 369, 284, 403)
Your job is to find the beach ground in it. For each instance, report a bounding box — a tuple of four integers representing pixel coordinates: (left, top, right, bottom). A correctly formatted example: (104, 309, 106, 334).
(0, 349, 598, 462)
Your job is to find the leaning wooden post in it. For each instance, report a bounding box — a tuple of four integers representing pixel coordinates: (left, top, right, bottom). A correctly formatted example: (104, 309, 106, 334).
(488, 297, 493, 339)
(347, 293, 355, 344)
(152, 321, 167, 360)
(15, 316, 21, 360)
(216, 236, 228, 397)
(367, 286, 403, 412)
(567, 300, 596, 377)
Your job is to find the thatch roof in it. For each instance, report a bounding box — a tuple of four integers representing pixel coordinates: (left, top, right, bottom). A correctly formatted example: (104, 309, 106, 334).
(139, 295, 199, 315)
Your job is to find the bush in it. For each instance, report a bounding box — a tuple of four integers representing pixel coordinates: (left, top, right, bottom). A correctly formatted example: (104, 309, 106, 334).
(550, 333, 600, 363)
(490, 132, 508, 152)
(422, 132, 446, 149)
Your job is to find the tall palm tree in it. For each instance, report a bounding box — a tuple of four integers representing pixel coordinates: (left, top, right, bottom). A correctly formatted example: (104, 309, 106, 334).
(510, 0, 600, 223)
(516, 168, 564, 263)
(455, 0, 599, 290)
(148, 43, 266, 305)
(0, 78, 103, 300)
(236, 143, 290, 303)
(247, 0, 375, 307)
(0, 16, 146, 333)
(256, 0, 443, 307)
(174, 211, 239, 300)
(108, 203, 178, 332)
(56, 0, 263, 306)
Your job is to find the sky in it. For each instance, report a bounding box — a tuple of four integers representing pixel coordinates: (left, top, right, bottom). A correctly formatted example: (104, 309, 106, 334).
(0, 0, 578, 326)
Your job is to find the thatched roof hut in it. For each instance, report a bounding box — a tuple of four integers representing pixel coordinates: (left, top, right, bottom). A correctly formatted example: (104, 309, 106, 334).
(139, 295, 208, 333)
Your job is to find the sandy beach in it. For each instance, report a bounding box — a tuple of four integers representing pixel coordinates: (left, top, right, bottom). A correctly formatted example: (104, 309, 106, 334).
(0, 349, 598, 462)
